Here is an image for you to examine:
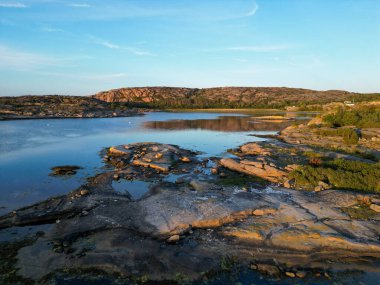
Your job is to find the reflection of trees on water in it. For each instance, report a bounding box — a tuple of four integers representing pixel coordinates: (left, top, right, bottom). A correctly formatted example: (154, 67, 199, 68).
(144, 116, 307, 132)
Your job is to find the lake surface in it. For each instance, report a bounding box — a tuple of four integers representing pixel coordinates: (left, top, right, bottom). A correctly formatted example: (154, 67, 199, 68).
(0, 111, 308, 215)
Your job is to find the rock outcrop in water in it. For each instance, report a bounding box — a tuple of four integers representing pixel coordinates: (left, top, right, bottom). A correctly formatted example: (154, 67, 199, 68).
(0, 142, 379, 284)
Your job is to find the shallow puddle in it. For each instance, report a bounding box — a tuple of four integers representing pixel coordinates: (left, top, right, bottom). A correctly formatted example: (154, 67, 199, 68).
(112, 179, 151, 200)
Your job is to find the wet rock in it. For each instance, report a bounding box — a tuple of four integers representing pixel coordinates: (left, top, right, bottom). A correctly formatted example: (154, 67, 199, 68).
(50, 165, 82, 176)
(108, 142, 197, 174)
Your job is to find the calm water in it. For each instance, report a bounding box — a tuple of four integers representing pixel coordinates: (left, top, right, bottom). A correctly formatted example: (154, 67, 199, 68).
(0, 111, 304, 214)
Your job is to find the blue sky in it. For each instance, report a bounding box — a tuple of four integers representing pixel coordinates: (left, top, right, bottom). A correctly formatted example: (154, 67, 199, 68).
(0, 0, 379, 95)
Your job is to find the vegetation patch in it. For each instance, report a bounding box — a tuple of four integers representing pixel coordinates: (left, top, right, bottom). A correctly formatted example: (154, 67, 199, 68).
(0, 239, 36, 285)
(315, 128, 360, 145)
(323, 106, 380, 128)
(289, 159, 380, 193)
(341, 204, 377, 220)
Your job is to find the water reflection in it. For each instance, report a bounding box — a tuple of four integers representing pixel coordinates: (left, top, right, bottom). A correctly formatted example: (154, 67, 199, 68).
(0, 112, 314, 214)
(144, 115, 309, 132)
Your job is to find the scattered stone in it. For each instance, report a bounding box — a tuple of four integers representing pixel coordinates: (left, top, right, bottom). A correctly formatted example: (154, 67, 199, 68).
(180, 157, 191, 162)
(285, 272, 296, 278)
(167, 235, 180, 243)
(211, 168, 218, 174)
(318, 181, 332, 190)
(283, 178, 295, 188)
(256, 264, 281, 276)
(314, 185, 324, 192)
(80, 189, 89, 196)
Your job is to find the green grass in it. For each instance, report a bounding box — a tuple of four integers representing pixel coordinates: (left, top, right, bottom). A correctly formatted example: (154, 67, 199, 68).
(341, 204, 377, 220)
(315, 128, 360, 145)
(289, 159, 380, 193)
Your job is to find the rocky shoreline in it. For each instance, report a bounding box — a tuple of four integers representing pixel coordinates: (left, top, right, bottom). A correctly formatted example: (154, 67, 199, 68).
(1, 138, 379, 284)
(0, 95, 143, 120)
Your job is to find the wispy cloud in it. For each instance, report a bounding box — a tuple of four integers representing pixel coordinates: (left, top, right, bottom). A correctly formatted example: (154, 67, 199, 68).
(88, 35, 155, 56)
(40, 27, 64, 33)
(0, 44, 89, 70)
(0, 2, 27, 8)
(68, 3, 90, 8)
(218, 1, 259, 20)
(204, 44, 294, 53)
(37, 71, 128, 81)
(245, 2, 259, 17)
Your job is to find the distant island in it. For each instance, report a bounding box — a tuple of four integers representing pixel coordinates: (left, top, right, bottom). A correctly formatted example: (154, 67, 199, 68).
(1, 87, 380, 120)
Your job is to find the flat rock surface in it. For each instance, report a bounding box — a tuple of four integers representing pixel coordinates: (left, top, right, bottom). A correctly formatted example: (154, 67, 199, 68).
(1, 142, 380, 283)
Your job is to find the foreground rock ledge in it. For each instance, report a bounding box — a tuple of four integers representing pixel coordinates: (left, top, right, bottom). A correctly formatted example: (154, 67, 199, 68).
(0, 142, 379, 283)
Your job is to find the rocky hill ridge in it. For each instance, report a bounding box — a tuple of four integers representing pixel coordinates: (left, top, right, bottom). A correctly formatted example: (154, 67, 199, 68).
(92, 86, 359, 108)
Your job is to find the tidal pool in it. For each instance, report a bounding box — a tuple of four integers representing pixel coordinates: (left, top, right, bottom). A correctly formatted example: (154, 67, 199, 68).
(0, 111, 307, 214)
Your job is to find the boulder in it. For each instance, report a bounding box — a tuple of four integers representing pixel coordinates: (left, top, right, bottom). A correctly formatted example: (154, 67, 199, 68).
(240, 143, 271, 156)
(220, 158, 288, 183)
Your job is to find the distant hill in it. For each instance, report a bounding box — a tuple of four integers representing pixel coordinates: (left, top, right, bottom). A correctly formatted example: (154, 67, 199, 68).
(92, 87, 380, 109)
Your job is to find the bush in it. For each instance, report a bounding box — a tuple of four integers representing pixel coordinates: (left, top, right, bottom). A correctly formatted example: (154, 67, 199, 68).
(323, 106, 380, 128)
(289, 159, 380, 193)
(343, 129, 359, 145)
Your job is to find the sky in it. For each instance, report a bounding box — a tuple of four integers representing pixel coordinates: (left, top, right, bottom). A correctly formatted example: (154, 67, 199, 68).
(0, 0, 379, 96)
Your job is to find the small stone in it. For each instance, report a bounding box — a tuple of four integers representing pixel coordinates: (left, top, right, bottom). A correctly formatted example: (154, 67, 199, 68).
(167, 235, 180, 243)
(81, 210, 89, 216)
(285, 272, 296, 278)
(256, 264, 280, 276)
(318, 181, 331, 190)
(154, 153, 163, 159)
(283, 178, 295, 188)
(181, 157, 191, 162)
(314, 185, 323, 192)
(211, 168, 218, 174)
(113, 174, 120, 180)
(369, 204, 380, 213)
(56, 219, 60, 224)
(249, 264, 258, 270)
(219, 172, 227, 178)
(80, 189, 89, 196)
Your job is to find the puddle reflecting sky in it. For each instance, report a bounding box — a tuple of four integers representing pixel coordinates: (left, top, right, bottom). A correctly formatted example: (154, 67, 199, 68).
(0, 111, 311, 214)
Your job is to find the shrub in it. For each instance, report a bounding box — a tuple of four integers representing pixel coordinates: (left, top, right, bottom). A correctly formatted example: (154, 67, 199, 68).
(323, 106, 380, 128)
(343, 129, 359, 145)
(289, 159, 380, 193)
